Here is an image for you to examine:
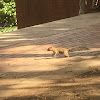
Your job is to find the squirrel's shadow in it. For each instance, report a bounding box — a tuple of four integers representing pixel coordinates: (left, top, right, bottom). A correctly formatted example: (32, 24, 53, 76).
(34, 50, 100, 60)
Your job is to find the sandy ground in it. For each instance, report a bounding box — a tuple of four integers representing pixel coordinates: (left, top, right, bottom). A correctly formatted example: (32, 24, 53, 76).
(0, 13, 100, 100)
(0, 45, 100, 100)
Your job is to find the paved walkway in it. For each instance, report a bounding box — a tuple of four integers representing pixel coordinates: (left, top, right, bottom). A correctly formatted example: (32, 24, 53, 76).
(0, 12, 100, 49)
(0, 13, 100, 100)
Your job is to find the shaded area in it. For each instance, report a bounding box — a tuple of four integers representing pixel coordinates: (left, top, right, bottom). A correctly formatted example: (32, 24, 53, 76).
(0, 50, 100, 58)
(4, 95, 57, 100)
(78, 68, 100, 78)
(0, 54, 51, 58)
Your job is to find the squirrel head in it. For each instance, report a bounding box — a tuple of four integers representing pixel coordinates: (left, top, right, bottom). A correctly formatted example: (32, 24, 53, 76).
(47, 47, 53, 51)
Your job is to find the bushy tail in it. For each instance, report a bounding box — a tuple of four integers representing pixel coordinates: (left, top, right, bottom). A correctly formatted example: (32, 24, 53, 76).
(68, 46, 89, 52)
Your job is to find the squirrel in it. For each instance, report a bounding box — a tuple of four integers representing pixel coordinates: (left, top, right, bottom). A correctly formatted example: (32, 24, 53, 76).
(47, 46, 89, 58)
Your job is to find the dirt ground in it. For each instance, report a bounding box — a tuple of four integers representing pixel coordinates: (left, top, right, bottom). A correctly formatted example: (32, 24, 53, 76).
(0, 14, 100, 100)
(0, 46, 100, 100)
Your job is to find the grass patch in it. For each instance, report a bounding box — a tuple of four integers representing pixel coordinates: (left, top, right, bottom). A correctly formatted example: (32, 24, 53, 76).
(0, 26, 17, 33)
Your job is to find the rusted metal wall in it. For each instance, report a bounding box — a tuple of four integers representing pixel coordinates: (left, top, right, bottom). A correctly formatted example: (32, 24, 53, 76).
(87, 0, 93, 13)
(15, 0, 80, 29)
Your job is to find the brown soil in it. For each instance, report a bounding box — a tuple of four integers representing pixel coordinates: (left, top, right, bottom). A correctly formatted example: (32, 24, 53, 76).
(0, 19, 100, 100)
(0, 43, 100, 100)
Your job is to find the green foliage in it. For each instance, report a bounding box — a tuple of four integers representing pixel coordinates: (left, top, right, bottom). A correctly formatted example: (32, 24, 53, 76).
(0, 0, 17, 26)
(0, 2, 4, 8)
(0, 26, 17, 33)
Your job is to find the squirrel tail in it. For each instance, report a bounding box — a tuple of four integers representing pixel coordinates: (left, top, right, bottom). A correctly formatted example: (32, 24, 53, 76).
(68, 46, 89, 52)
